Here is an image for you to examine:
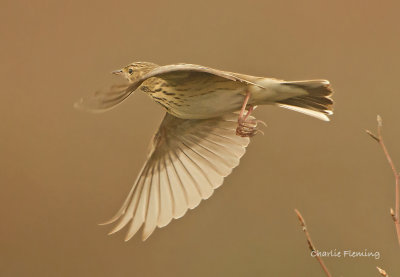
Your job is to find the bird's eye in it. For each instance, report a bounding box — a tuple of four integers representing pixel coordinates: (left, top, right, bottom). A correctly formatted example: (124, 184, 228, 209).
(128, 68, 133, 74)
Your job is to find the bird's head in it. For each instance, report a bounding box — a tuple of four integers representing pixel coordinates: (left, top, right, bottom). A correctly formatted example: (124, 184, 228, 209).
(112, 61, 158, 82)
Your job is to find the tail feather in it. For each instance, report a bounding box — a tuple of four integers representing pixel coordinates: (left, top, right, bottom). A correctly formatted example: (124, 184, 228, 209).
(276, 80, 334, 121)
(277, 104, 331, 121)
(300, 95, 333, 105)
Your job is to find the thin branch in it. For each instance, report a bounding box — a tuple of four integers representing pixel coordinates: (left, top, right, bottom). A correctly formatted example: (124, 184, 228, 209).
(376, 266, 389, 277)
(294, 209, 332, 277)
(366, 115, 400, 247)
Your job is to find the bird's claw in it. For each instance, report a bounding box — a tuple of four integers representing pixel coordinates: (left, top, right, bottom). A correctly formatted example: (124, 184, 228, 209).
(236, 119, 265, 137)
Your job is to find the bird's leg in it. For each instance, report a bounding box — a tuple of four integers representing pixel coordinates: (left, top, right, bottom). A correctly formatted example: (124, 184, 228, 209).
(236, 91, 259, 137)
(243, 105, 254, 121)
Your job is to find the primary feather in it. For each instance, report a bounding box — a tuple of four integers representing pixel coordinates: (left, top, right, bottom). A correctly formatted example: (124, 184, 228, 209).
(101, 113, 251, 241)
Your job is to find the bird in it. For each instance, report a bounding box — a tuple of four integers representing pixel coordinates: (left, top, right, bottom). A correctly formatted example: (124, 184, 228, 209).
(75, 62, 334, 241)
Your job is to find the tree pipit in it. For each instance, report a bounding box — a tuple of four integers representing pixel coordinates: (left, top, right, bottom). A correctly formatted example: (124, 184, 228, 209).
(75, 62, 334, 241)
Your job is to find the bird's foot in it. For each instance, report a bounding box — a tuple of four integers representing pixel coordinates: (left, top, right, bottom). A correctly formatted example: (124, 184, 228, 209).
(236, 118, 266, 137)
(236, 102, 266, 137)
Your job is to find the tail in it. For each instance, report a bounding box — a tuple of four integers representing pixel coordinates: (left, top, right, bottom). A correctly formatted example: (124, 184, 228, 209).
(275, 80, 334, 121)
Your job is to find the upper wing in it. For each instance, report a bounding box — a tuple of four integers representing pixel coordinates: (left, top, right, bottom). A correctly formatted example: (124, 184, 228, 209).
(101, 112, 252, 241)
(74, 64, 264, 112)
(126, 63, 264, 92)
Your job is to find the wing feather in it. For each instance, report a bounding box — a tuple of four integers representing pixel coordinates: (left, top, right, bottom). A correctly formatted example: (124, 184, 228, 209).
(175, 144, 214, 199)
(108, 166, 149, 234)
(170, 148, 202, 209)
(99, 163, 147, 226)
(165, 152, 188, 219)
(157, 156, 174, 227)
(142, 162, 160, 240)
(124, 167, 153, 241)
(179, 135, 231, 177)
(201, 134, 246, 158)
(74, 82, 132, 112)
(178, 140, 224, 189)
(126, 64, 264, 92)
(188, 133, 240, 169)
(104, 112, 252, 240)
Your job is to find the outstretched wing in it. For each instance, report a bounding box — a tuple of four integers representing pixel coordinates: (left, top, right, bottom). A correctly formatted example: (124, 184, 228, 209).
(74, 82, 132, 112)
(74, 64, 264, 112)
(102, 112, 251, 241)
(127, 63, 264, 92)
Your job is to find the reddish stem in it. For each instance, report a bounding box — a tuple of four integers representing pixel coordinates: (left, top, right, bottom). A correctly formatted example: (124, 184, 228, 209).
(294, 209, 333, 277)
(366, 116, 400, 247)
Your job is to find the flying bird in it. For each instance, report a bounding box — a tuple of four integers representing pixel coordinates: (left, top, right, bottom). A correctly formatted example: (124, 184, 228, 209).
(75, 62, 334, 241)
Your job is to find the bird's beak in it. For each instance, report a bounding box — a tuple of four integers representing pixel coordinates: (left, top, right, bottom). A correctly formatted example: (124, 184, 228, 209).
(111, 69, 123, 75)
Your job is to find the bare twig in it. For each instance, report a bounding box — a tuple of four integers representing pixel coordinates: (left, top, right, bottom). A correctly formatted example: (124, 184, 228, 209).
(294, 209, 332, 277)
(376, 266, 389, 276)
(366, 115, 400, 247)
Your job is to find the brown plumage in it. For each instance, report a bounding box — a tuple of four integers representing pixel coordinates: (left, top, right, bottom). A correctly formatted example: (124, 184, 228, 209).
(75, 62, 334, 241)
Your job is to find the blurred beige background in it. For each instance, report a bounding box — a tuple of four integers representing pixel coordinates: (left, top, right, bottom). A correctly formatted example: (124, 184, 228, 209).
(1, 0, 399, 276)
